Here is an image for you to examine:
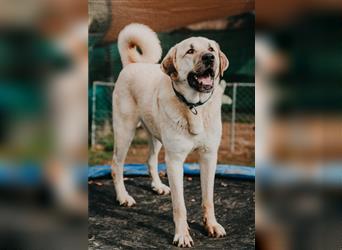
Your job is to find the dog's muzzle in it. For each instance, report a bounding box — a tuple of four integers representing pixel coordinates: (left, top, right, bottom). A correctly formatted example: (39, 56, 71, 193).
(187, 53, 216, 93)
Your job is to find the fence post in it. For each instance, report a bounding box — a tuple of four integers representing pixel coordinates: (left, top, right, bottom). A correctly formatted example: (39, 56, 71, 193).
(91, 83, 97, 150)
(230, 83, 237, 152)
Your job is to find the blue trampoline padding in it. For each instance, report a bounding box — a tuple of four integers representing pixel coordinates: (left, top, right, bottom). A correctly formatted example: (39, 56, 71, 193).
(88, 163, 255, 180)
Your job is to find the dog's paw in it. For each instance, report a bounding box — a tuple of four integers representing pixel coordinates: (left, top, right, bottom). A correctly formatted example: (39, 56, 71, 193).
(151, 182, 171, 195)
(205, 222, 226, 238)
(117, 194, 136, 207)
(173, 233, 194, 248)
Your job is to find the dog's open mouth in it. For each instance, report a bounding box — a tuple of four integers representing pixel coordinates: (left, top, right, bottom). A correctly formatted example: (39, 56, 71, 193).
(187, 68, 215, 93)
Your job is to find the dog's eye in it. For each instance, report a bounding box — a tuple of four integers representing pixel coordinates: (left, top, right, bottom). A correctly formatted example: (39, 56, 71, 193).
(186, 49, 194, 54)
(208, 47, 214, 52)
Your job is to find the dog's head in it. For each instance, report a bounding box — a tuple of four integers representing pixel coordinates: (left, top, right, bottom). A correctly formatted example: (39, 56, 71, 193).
(161, 37, 229, 93)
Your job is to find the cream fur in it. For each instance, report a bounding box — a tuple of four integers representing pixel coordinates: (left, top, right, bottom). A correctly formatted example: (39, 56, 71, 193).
(117, 23, 162, 67)
(111, 23, 229, 248)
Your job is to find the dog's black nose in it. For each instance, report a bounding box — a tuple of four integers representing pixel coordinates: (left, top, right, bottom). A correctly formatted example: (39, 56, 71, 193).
(202, 53, 215, 65)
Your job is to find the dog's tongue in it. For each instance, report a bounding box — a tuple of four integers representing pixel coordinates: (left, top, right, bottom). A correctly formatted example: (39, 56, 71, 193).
(198, 75, 213, 86)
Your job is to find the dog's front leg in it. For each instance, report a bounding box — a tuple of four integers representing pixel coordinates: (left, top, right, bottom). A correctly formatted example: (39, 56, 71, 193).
(166, 151, 194, 248)
(199, 151, 226, 238)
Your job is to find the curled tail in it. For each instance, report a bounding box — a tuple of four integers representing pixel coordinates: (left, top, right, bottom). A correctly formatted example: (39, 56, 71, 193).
(117, 23, 162, 67)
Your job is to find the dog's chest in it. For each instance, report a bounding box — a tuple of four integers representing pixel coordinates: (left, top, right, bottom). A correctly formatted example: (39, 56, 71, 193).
(160, 111, 221, 150)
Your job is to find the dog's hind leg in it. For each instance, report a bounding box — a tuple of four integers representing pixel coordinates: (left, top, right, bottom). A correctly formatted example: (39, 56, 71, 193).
(111, 108, 139, 207)
(147, 137, 170, 195)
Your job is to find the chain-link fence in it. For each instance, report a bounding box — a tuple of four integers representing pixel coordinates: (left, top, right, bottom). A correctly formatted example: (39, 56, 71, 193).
(90, 81, 254, 165)
(225, 83, 254, 152)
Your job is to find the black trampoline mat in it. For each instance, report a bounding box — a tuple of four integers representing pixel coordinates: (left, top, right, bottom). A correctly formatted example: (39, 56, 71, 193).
(89, 176, 255, 249)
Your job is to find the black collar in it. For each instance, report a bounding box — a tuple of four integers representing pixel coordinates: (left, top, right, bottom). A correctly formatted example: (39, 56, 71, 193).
(171, 81, 214, 115)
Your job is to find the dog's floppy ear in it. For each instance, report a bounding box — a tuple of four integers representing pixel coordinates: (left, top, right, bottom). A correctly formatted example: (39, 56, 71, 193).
(219, 51, 229, 77)
(161, 46, 178, 80)
(215, 42, 229, 77)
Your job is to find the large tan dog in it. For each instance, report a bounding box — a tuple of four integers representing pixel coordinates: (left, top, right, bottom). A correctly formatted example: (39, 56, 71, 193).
(111, 23, 229, 247)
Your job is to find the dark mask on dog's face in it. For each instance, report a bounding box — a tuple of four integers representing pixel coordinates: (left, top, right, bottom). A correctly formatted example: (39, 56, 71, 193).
(161, 37, 229, 93)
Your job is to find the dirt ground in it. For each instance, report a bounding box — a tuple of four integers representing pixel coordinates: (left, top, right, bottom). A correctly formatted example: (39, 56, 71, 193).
(90, 122, 255, 167)
(88, 176, 255, 249)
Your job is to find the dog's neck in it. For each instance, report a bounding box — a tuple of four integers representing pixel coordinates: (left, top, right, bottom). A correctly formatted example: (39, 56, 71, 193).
(171, 81, 213, 115)
(167, 79, 221, 135)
